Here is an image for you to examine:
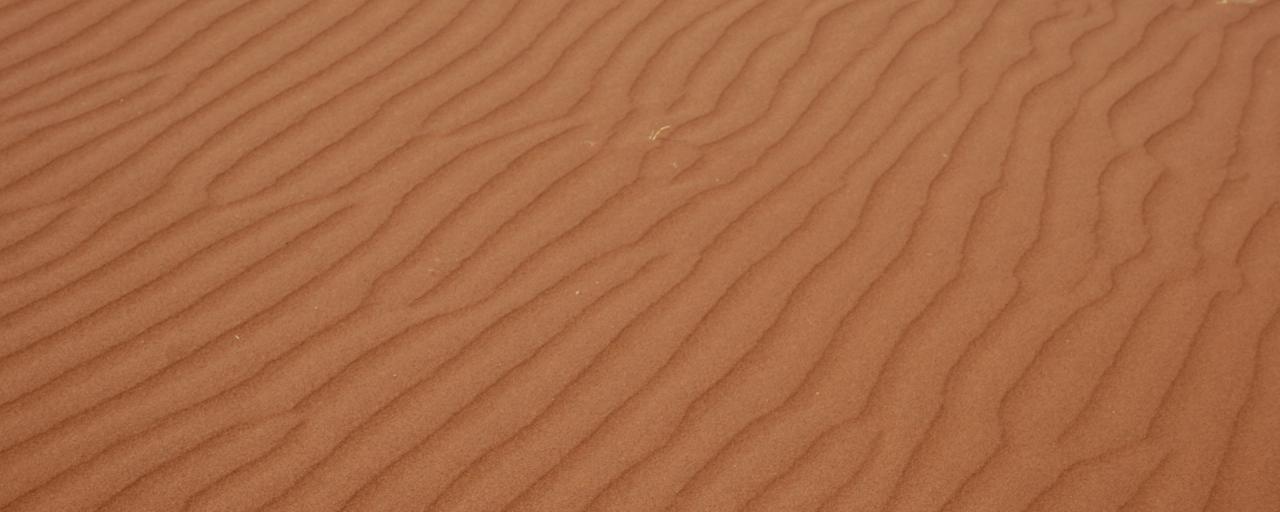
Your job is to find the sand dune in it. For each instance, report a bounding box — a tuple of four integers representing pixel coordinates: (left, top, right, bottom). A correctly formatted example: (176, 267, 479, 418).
(1, 0, 1279, 510)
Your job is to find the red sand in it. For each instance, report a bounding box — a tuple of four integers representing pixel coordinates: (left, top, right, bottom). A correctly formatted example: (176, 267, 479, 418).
(1, 0, 1279, 510)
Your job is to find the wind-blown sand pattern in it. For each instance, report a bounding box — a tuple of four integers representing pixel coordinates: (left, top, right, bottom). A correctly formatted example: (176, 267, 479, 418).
(1, 0, 1279, 510)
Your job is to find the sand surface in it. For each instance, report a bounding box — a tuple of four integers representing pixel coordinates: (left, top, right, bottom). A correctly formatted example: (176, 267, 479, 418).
(2, 0, 1280, 510)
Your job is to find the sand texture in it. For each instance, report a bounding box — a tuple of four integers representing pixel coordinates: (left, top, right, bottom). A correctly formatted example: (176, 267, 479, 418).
(2, 0, 1280, 510)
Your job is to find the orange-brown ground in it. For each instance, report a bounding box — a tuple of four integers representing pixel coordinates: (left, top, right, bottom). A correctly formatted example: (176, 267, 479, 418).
(1, 0, 1279, 510)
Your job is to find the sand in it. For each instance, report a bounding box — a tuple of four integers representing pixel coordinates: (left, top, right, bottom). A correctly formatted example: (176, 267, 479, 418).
(1, 0, 1279, 510)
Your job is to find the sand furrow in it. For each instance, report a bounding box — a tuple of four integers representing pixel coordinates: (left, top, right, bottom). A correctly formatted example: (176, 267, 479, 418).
(2, 0, 1278, 511)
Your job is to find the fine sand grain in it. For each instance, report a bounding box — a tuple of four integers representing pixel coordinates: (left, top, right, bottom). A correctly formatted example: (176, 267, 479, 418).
(1, 0, 1279, 510)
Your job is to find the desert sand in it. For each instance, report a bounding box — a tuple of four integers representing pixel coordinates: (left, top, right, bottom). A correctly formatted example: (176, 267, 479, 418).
(1, 0, 1279, 510)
